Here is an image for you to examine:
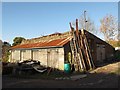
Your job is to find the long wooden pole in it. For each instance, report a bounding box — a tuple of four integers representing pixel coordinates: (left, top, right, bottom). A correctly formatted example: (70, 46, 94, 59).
(81, 29, 95, 70)
(75, 19, 86, 71)
(82, 30, 95, 69)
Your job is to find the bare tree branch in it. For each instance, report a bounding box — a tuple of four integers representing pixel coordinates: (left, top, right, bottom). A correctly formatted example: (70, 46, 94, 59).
(100, 14, 118, 41)
(79, 13, 96, 34)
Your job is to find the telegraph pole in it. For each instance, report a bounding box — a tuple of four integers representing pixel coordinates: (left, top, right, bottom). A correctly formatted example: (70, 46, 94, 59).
(84, 11, 87, 30)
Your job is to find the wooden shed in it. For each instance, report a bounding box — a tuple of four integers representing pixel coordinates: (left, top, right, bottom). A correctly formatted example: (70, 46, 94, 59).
(9, 29, 115, 71)
(9, 38, 71, 70)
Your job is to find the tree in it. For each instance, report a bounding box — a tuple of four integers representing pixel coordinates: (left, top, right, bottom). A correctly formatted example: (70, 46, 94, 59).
(2, 41, 11, 62)
(71, 11, 96, 34)
(12, 37, 25, 46)
(3, 42, 11, 47)
(100, 14, 118, 42)
(78, 11, 96, 34)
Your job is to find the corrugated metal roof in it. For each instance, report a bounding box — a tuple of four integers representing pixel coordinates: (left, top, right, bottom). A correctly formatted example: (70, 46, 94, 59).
(11, 37, 71, 49)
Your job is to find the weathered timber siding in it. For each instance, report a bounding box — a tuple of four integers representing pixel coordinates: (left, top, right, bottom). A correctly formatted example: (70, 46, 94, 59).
(85, 30, 115, 64)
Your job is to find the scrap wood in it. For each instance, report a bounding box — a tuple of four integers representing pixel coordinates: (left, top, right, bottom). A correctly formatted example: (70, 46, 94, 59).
(47, 67, 52, 75)
(32, 65, 47, 73)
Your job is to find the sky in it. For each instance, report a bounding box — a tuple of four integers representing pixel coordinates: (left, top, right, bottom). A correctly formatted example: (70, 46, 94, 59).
(2, 2, 118, 44)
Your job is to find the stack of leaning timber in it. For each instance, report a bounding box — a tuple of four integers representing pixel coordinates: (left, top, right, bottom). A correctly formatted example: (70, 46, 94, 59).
(69, 19, 95, 72)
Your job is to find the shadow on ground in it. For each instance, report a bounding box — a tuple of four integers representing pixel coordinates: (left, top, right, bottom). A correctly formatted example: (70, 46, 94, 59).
(2, 69, 119, 88)
(2, 57, 120, 88)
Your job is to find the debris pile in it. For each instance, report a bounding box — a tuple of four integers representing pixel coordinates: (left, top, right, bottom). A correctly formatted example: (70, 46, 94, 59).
(13, 60, 47, 74)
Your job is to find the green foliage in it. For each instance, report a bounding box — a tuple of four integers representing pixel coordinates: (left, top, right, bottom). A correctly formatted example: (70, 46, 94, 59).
(114, 50, 120, 60)
(3, 42, 11, 46)
(12, 37, 25, 46)
(3, 51, 11, 62)
(6, 52, 11, 61)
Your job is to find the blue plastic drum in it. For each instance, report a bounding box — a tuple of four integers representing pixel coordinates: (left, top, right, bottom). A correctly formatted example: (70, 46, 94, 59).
(64, 63, 71, 73)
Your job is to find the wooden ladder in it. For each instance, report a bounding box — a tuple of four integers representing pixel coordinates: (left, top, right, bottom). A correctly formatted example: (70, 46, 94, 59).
(69, 22, 86, 72)
(69, 19, 95, 72)
(81, 29, 95, 70)
(69, 26, 80, 71)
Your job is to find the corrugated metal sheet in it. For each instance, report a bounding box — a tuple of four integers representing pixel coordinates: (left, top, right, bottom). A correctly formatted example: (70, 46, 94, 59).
(11, 37, 71, 49)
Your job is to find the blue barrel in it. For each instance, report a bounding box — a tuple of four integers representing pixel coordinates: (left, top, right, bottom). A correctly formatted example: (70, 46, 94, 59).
(64, 63, 71, 73)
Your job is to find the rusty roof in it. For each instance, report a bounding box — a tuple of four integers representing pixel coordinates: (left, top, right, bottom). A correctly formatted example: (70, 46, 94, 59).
(11, 37, 71, 49)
